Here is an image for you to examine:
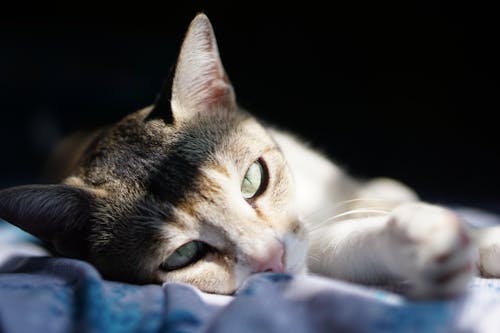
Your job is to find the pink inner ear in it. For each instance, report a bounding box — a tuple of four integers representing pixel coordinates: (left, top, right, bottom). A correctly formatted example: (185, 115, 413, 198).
(203, 75, 233, 108)
(190, 48, 234, 110)
(175, 56, 235, 113)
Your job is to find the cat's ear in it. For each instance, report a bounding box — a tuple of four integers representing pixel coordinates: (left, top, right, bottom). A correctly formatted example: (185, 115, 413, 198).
(167, 13, 236, 123)
(0, 184, 93, 258)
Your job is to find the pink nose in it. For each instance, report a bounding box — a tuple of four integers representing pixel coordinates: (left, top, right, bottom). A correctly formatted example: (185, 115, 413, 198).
(249, 243, 286, 273)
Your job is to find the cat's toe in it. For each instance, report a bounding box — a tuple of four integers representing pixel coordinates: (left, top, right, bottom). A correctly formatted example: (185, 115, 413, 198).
(477, 226, 500, 277)
(413, 239, 474, 298)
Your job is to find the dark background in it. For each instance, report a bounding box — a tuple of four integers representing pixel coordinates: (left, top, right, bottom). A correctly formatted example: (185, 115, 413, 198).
(0, 3, 498, 212)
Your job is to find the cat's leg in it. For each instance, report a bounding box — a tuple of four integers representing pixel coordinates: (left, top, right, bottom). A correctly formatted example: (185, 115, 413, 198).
(307, 202, 476, 298)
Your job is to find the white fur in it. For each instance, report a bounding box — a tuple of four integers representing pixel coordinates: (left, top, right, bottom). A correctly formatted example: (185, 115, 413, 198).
(269, 129, 357, 219)
(272, 129, 498, 298)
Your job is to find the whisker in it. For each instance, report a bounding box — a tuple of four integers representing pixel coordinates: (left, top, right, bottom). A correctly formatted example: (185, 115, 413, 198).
(324, 208, 389, 221)
(301, 197, 397, 222)
(307, 208, 390, 232)
(307, 253, 321, 265)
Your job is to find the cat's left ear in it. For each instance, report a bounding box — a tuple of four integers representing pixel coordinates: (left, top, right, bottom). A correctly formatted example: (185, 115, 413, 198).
(0, 184, 93, 258)
(148, 14, 236, 123)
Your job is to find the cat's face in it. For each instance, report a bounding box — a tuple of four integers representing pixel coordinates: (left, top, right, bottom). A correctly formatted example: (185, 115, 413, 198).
(0, 14, 308, 294)
(76, 106, 307, 293)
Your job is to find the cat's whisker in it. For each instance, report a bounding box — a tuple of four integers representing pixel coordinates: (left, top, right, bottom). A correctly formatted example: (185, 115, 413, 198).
(301, 198, 397, 221)
(306, 208, 390, 232)
(307, 253, 322, 266)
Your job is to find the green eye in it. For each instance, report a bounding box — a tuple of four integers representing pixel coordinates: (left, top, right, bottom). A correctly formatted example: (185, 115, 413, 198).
(241, 160, 266, 200)
(160, 241, 207, 271)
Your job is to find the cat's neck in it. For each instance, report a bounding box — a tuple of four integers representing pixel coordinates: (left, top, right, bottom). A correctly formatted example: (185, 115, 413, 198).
(268, 128, 359, 219)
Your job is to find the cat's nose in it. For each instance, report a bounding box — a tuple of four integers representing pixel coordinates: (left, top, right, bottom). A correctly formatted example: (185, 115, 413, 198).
(250, 242, 286, 273)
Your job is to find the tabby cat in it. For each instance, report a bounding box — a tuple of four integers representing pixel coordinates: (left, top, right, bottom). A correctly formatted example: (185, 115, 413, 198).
(1, 14, 500, 298)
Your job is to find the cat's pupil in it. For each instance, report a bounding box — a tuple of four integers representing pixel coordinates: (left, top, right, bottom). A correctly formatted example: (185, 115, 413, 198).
(241, 160, 264, 199)
(160, 241, 206, 271)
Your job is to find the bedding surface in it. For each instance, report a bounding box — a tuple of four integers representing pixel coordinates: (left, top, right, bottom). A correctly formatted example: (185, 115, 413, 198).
(1, 207, 500, 333)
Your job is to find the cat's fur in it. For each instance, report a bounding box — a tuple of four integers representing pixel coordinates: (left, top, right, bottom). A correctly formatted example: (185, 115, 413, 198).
(1, 14, 500, 298)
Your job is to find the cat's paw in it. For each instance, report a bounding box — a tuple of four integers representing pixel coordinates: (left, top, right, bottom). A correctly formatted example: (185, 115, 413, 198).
(384, 203, 475, 298)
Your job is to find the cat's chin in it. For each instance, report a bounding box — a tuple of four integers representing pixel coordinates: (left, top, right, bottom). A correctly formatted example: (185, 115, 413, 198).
(229, 264, 308, 293)
(289, 265, 309, 276)
(230, 267, 308, 295)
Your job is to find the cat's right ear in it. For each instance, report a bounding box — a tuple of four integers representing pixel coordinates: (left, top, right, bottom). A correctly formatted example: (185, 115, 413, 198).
(0, 184, 93, 258)
(147, 14, 236, 124)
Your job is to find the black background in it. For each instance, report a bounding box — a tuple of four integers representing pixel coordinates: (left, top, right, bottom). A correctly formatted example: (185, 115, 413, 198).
(0, 2, 498, 212)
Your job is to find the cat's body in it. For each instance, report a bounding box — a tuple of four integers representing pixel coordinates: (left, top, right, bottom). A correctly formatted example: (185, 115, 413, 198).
(1, 14, 500, 298)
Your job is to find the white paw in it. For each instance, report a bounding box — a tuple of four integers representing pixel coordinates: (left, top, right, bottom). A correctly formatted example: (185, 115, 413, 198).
(384, 203, 475, 298)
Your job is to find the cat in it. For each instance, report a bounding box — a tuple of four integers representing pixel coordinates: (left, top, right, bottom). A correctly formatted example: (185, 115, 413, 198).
(1, 13, 500, 298)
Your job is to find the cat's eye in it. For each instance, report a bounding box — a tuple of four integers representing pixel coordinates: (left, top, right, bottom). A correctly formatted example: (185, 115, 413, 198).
(241, 159, 266, 200)
(160, 241, 207, 271)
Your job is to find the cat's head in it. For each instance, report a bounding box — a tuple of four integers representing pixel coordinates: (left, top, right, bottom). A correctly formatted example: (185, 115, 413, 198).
(0, 14, 308, 294)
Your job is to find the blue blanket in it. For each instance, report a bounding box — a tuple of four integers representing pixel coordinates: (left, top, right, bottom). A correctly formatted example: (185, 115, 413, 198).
(1, 208, 500, 333)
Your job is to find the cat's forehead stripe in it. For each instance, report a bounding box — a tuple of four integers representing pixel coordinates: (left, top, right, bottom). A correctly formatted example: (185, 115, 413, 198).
(146, 111, 245, 206)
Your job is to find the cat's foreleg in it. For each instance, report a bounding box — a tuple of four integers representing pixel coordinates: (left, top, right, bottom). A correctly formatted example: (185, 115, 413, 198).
(307, 202, 476, 298)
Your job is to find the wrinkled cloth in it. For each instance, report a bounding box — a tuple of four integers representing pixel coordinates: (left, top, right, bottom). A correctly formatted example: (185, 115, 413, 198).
(1, 207, 499, 333)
